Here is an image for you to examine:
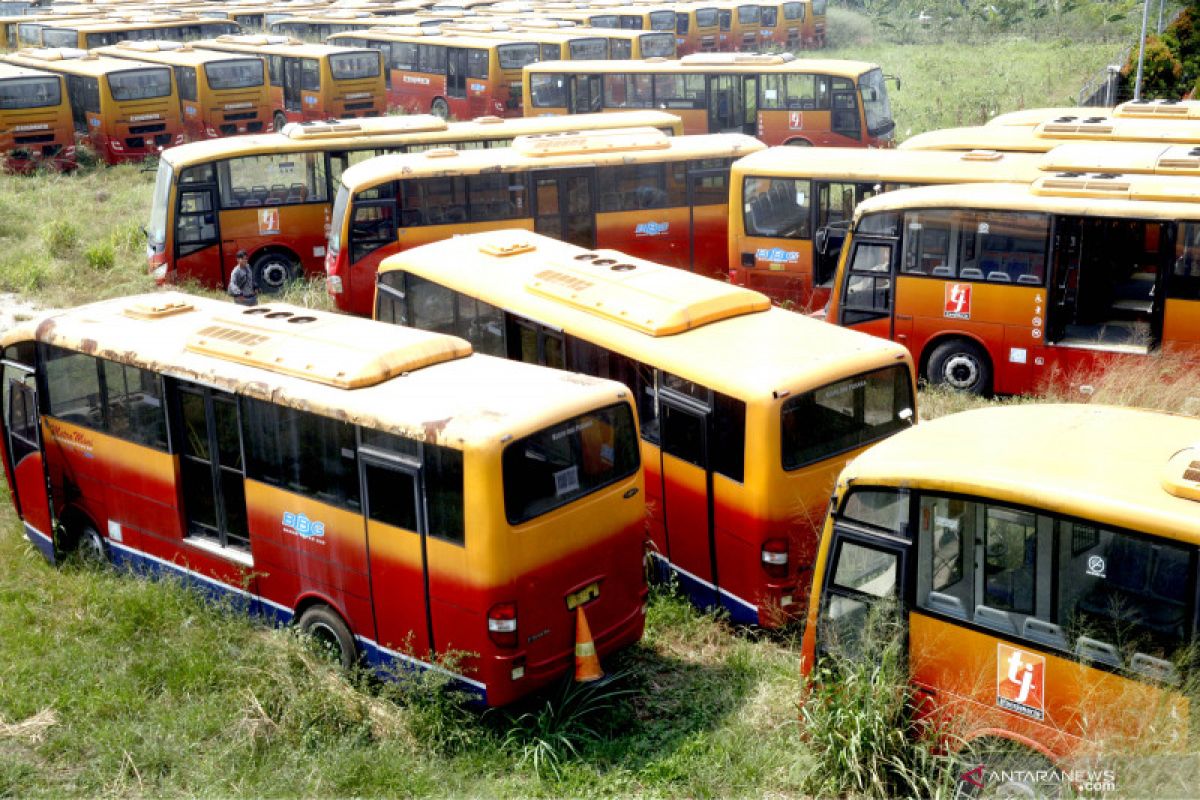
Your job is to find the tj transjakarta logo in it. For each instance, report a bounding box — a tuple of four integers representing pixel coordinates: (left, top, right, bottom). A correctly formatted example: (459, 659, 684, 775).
(996, 643, 1045, 721)
(282, 511, 326, 542)
(635, 222, 669, 237)
(944, 282, 972, 320)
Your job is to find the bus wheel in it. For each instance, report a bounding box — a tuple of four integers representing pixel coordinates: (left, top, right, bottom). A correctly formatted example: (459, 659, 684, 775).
(61, 519, 107, 566)
(298, 605, 358, 670)
(786, 138, 813, 146)
(431, 98, 449, 119)
(956, 739, 1059, 798)
(273, 112, 287, 132)
(926, 339, 992, 395)
(252, 251, 298, 294)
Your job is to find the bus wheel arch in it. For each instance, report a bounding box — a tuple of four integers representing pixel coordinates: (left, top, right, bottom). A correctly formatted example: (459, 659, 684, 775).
(955, 732, 1061, 797)
(430, 97, 450, 119)
(272, 112, 288, 132)
(249, 247, 301, 294)
(784, 137, 813, 146)
(295, 600, 358, 670)
(922, 335, 993, 396)
(56, 507, 106, 564)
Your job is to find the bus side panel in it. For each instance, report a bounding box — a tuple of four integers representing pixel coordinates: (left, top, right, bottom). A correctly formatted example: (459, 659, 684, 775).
(759, 110, 865, 148)
(389, 70, 438, 115)
(669, 108, 709, 136)
(710, 480, 766, 625)
(244, 482, 373, 633)
(731, 234, 816, 308)
(1163, 298, 1200, 347)
(213, 205, 331, 284)
(909, 612, 1185, 763)
(642, 440, 668, 559)
(595, 207, 691, 273)
(690, 202, 731, 281)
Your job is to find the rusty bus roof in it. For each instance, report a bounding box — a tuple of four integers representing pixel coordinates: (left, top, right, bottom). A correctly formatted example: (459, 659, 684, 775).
(94, 41, 264, 68)
(2, 49, 172, 79)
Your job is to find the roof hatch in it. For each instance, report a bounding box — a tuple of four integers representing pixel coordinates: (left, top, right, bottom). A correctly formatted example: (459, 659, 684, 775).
(283, 114, 446, 139)
(1162, 444, 1200, 502)
(1034, 173, 1131, 198)
(186, 304, 470, 388)
(1039, 119, 1115, 136)
(522, 248, 770, 336)
(512, 126, 669, 156)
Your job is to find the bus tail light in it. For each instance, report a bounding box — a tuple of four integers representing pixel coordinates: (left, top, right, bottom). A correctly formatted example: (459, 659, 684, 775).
(324, 249, 346, 294)
(487, 602, 518, 648)
(205, 126, 218, 138)
(761, 538, 789, 578)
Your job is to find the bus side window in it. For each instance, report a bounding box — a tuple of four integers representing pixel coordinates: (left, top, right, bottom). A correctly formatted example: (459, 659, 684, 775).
(916, 495, 975, 620)
(565, 338, 658, 443)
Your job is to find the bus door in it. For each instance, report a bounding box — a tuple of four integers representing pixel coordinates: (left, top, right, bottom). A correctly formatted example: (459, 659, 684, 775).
(533, 169, 596, 249)
(830, 84, 861, 142)
(1047, 216, 1082, 344)
(171, 382, 255, 588)
(707, 75, 742, 133)
(814, 525, 909, 661)
(360, 446, 434, 659)
(658, 382, 719, 611)
(446, 48, 467, 102)
(569, 74, 602, 114)
(2, 347, 54, 560)
(282, 57, 303, 113)
(718, 9, 732, 49)
(837, 234, 898, 341)
(740, 75, 758, 135)
(687, 161, 731, 280)
(172, 165, 223, 287)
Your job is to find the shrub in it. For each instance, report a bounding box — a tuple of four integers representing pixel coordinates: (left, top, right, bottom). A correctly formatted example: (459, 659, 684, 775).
(84, 240, 116, 272)
(41, 220, 79, 259)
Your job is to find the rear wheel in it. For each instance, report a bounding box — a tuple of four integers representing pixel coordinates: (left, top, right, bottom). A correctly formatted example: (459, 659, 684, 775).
(431, 98, 449, 119)
(298, 605, 358, 670)
(61, 519, 106, 566)
(786, 138, 813, 146)
(252, 251, 299, 294)
(956, 739, 1059, 798)
(926, 338, 992, 395)
(273, 112, 287, 132)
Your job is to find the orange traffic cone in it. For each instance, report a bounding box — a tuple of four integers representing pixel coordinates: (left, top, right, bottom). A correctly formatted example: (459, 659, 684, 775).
(573, 605, 604, 683)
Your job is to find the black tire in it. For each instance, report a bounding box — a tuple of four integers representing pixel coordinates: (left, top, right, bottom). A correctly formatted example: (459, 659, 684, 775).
(431, 98, 449, 119)
(61, 520, 107, 566)
(956, 739, 1059, 798)
(272, 111, 287, 132)
(298, 605, 358, 670)
(786, 138, 813, 146)
(251, 251, 298, 294)
(926, 338, 992, 395)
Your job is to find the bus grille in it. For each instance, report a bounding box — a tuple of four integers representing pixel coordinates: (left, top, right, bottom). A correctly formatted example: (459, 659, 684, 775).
(14, 133, 53, 144)
(223, 111, 257, 121)
(125, 137, 146, 149)
(130, 123, 166, 135)
(154, 133, 172, 146)
(344, 101, 375, 111)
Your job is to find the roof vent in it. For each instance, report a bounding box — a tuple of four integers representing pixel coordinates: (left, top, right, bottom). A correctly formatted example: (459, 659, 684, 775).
(1162, 444, 1200, 502)
(123, 296, 196, 320)
(1034, 174, 1131, 197)
(960, 149, 1003, 162)
(480, 240, 536, 257)
(512, 126, 669, 156)
(1041, 120, 1115, 135)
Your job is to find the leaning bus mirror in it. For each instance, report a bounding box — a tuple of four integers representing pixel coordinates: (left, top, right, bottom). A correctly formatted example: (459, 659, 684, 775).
(898, 407, 914, 425)
(885, 74, 901, 91)
(814, 227, 828, 255)
(140, 226, 148, 238)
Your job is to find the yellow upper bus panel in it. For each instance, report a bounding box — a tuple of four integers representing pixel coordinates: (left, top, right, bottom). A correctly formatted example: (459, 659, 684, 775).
(838, 405, 1200, 543)
(1040, 142, 1200, 178)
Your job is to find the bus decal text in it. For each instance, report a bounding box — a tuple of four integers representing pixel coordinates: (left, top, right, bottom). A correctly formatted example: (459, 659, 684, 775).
(282, 512, 326, 543)
(944, 283, 971, 320)
(635, 222, 669, 237)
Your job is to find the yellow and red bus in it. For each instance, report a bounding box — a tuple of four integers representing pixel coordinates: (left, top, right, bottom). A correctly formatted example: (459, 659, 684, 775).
(727, 146, 1044, 309)
(2, 47, 184, 164)
(825, 175, 1200, 395)
(0, 292, 646, 707)
(96, 41, 270, 140)
(988, 99, 1200, 127)
(551, 24, 677, 59)
(801, 403, 1200, 790)
(37, 16, 242, 49)
(439, 21, 612, 61)
(0, 61, 75, 171)
(195, 35, 385, 130)
(807, 0, 825, 46)
(524, 53, 896, 148)
(326, 127, 764, 314)
(327, 28, 539, 117)
(540, 5, 679, 34)
(375, 229, 917, 626)
(146, 109, 684, 292)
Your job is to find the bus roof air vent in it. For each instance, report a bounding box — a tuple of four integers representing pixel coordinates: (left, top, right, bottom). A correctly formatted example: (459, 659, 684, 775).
(424, 147, 459, 158)
(283, 114, 446, 139)
(1034, 174, 1130, 197)
(1156, 146, 1200, 171)
(1040, 119, 1115, 135)
(512, 126, 669, 156)
(1117, 98, 1196, 118)
(472, 115, 504, 124)
(680, 52, 793, 66)
(960, 149, 1003, 162)
(123, 295, 196, 320)
(186, 305, 471, 388)
(525, 251, 770, 337)
(1162, 444, 1200, 502)
(480, 240, 536, 257)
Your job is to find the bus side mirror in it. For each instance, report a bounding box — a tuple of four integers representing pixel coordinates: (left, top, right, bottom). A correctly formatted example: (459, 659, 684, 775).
(899, 407, 914, 426)
(814, 227, 828, 256)
(140, 226, 148, 238)
(885, 74, 901, 91)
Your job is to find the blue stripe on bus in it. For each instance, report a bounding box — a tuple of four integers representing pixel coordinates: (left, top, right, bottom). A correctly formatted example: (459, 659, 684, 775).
(104, 539, 487, 703)
(647, 552, 759, 625)
(24, 522, 55, 563)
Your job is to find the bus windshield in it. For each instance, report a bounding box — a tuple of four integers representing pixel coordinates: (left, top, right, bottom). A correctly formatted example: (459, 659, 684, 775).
(40, 28, 77, 48)
(0, 75, 60, 109)
(502, 403, 640, 525)
(860, 68, 894, 138)
(204, 58, 265, 90)
(329, 52, 380, 80)
(109, 68, 172, 101)
(649, 10, 676, 30)
(640, 33, 675, 57)
(498, 43, 541, 70)
(569, 39, 607, 60)
(780, 365, 913, 470)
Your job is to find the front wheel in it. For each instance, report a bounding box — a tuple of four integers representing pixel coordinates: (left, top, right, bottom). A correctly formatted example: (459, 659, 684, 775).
(252, 251, 299, 294)
(297, 605, 358, 670)
(431, 98, 449, 120)
(925, 339, 992, 395)
(273, 112, 287, 132)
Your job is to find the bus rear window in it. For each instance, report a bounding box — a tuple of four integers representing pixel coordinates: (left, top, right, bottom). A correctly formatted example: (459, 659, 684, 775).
(0, 76, 61, 110)
(529, 73, 567, 108)
(499, 43, 541, 70)
(205, 58, 265, 90)
(329, 51, 380, 80)
(569, 39, 607, 61)
(781, 365, 913, 470)
(640, 33, 675, 57)
(109, 68, 172, 101)
(649, 10, 676, 30)
(503, 403, 640, 525)
(40, 28, 77, 48)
